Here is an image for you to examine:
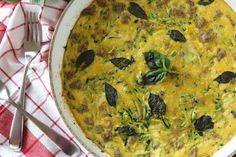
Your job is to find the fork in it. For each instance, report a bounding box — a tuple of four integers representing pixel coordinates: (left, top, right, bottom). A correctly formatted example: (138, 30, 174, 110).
(9, 11, 41, 151)
(0, 82, 81, 156)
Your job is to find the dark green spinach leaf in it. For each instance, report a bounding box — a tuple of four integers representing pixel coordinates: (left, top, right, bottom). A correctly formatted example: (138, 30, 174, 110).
(115, 125, 136, 136)
(75, 50, 95, 70)
(110, 57, 134, 70)
(194, 115, 214, 136)
(198, 0, 214, 6)
(214, 71, 236, 84)
(128, 2, 148, 19)
(105, 82, 118, 108)
(168, 30, 186, 42)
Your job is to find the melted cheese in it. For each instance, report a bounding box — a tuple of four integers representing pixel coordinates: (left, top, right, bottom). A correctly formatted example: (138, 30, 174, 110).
(62, 0, 236, 156)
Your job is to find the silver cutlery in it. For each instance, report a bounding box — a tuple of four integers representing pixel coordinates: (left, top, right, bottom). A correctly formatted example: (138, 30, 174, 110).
(0, 81, 81, 157)
(9, 11, 41, 151)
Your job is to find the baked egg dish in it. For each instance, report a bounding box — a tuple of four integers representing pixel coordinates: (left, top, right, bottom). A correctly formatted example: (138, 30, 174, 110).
(61, 0, 236, 156)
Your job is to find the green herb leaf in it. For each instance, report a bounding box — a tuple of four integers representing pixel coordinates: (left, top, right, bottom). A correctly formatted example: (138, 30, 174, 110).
(194, 115, 214, 136)
(75, 50, 95, 70)
(144, 51, 158, 69)
(198, 0, 214, 6)
(128, 2, 148, 20)
(142, 50, 172, 85)
(144, 50, 170, 70)
(115, 125, 136, 136)
(168, 30, 186, 42)
(110, 57, 134, 70)
(105, 82, 118, 108)
(142, 69, 167, 85)
(148, 93, 166, 117)
(214, 71, 236, 84)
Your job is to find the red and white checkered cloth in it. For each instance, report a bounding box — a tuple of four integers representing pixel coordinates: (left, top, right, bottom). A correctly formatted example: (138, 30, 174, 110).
(0, 1, 90, 157)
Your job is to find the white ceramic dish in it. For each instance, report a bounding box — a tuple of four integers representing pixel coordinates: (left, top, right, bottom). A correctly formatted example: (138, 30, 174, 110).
(49, 0, 236, 156)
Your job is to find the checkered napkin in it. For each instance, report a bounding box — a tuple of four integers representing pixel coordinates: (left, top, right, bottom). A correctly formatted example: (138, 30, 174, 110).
(0, 1, 90, 157)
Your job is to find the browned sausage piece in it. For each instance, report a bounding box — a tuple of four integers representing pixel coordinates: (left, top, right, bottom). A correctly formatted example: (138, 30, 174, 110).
(112, 2, 125, 13)
(170, 8, 186, 18)
(77, 104, 89, 113)
(84, 117, 94, 126)
(214, 10, 223, 20)
(199, 29, 216, 43)
(101, 132, 112, 142)
(81, 5, 96, 16)
(67, 92, 75, 100)
(120, 12, 131, 24)
(91, 29, 106, 42)
(137, 21, 152, 33)
(156, 0, 169, 7)
(71, 33, 79, 42)
(97, 48, 106, 57)
(77, 41, 89, 53)
(216, 48, 226, 61)
(64, 70, 74, 80)
(95, 0, 107, 7)
(69, 80, 81, 89)
(195, 16, 206, 28)
(95, 125, 103, 134)
(186, 0, 194, 6)
(189, 6, 197, 16)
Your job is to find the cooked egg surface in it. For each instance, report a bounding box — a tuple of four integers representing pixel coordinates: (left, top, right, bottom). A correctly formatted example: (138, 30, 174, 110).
(62, 0, 236, 156)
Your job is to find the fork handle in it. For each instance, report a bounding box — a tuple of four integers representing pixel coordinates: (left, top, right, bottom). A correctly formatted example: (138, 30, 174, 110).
(9, 100, 80, 156)
(9, 101, 24, 151)
(9, 71, 29, 151)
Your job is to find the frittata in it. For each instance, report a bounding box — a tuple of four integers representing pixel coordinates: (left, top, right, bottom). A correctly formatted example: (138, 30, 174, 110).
(61, 0, 236, 156)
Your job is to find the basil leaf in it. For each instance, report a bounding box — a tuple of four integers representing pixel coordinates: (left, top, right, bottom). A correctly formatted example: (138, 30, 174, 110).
(198, 0, 214, 6)
(214, 71, 236, 84)
(158, 54, 170, 70)
(75, 50, 95, 70)
(142, 70, 167, 85)
(110, 57, 134, 70)
(115, 125, 136, 136)
(144, 51, 158, 69)
(148, 93, 166, 117)
(144, 50, 170, 70)
(128, 2, 148, 20)
(194, 115, 214, 136)
(105, 82, 118, 108)
(168, 30, 186, 42)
